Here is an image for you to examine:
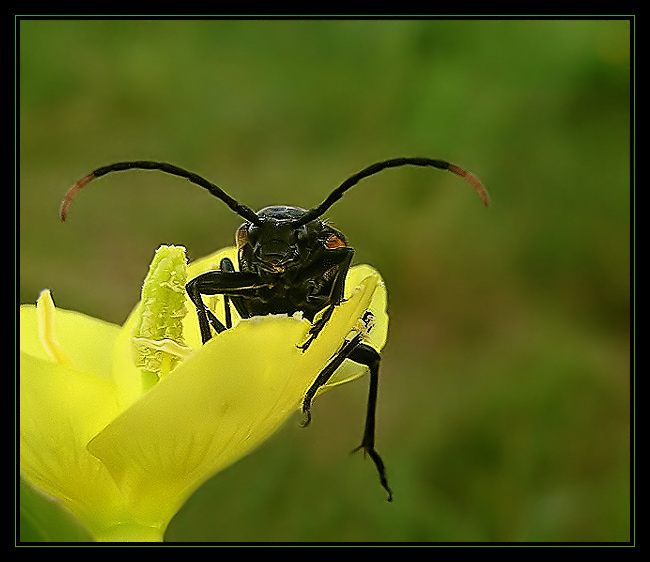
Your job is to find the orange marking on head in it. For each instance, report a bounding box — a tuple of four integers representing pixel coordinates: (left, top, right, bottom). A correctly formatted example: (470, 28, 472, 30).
(236, 226, 249, 248)
(325, 234, 346, 250)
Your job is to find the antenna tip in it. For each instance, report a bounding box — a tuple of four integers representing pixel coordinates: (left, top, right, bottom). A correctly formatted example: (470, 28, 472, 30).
(447, 164, 490, 207)
(59, 173, 95, 221)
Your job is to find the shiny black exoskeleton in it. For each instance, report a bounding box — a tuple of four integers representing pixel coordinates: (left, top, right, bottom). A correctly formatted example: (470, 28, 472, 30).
(187, 205, 352, 351)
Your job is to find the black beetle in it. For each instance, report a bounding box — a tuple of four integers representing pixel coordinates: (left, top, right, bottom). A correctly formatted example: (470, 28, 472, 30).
(61, 157, 488, 501)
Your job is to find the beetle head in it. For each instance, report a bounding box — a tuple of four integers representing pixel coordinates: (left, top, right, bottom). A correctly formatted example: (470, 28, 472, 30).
(236, 206, 345, 275)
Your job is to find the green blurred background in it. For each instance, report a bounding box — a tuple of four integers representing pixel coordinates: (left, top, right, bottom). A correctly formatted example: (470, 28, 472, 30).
(18, 18, 631, 543)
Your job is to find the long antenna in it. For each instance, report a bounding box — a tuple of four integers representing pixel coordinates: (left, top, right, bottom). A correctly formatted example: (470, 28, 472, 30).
(60, 161, 262, 225)
(291, 157, 489, 226)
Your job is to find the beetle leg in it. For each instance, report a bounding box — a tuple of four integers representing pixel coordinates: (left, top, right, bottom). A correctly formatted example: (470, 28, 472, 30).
(348, 343, 392, 502)
(300, 312, 392, 501)
(219, 257, 236, 329)
(300, 332, 364, 427)
(302, 310, 374, 421)
(186, 277, 222, 343)
(185, 270, 271, 344)
(299, 304, 336, 351)
(298, 247, 354, 351)
(217, 257, 255, 325)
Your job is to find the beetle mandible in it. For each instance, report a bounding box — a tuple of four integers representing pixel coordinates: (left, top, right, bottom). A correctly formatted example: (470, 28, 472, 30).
(60, 157, 489, 501)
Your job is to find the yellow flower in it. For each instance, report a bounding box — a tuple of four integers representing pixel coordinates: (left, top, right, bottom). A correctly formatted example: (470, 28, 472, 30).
(19, 245, 388, 542)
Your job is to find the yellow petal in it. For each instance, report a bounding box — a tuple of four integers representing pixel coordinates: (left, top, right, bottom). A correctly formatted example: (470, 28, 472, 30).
(20, 298, 122, 383)
(19, 352, 127, 535)
(347, 264, 389, 351)
(20, 292, 132, 536)
(87, 277, 378, 525)
(318, 264, 388, 389)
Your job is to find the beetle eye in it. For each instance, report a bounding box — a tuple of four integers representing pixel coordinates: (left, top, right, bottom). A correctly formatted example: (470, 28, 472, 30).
(324, 234, 346, 250)
(236, 225, 249, 248)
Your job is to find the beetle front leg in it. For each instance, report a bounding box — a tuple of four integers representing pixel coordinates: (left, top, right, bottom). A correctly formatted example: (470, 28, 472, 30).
(185, 270, 270, 344)
(298, 247, 354, 351)
(186, 276, 226, 344)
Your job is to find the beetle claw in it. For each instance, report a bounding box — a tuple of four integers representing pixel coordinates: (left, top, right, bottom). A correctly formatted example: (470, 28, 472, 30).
(299, 407, 312, 428)
(352, 442, 393, 502)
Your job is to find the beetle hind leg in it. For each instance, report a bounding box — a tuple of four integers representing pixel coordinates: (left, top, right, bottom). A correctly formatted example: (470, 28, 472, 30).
(300, 321, 393, 502)
(348, 343, 393, 502)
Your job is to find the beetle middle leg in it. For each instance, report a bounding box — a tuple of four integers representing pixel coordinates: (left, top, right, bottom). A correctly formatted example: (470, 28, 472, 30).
(219, 257, 236, 329)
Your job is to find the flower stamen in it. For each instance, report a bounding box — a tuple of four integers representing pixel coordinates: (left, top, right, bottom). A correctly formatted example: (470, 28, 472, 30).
(36, 289, 73, 368)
